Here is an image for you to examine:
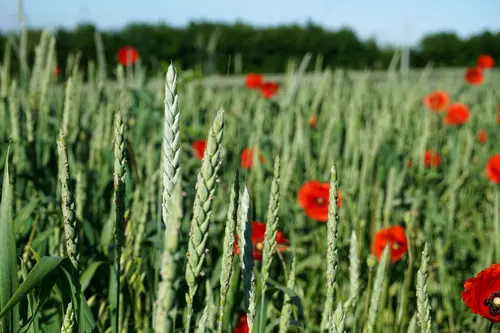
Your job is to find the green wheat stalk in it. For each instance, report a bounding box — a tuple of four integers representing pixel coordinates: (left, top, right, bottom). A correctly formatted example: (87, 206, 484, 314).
(0, 38, 11, 100)
(196, 280, 214, 333)
(57, 130, 79, 271)
(262, 156, 281, 279)
(278, 253, 296, 333)
(322, 165, 340, 332)
(39, 35, 55, 108)
(382, 168, 395, 226)
(134, 182, 151, 259)
(75, 169, 87, 222)
(57, 130, 80, 331)
(365, 246, 390, 333)
(331, 302, 345, 333)
(259, 156, 281, 330)
(161, 63, 181, 201)
(0, 147, 20, 333)
(416, 242, 431, 333)
(8, 80, 22, 168)
(155, 63, 181, 333)
(239, 187, 256, 333)
(94, 31, 107, 85)
(185, 108, 224, 332)
(217, 170, 240, 333)
(62, 78, 73, 134)
(60, 303, 75, 333)
(407, 313, 418, 333)
(345, 231, 359, 310)
(154, 181, 182, 332)
(248, 276, 256, 333)
(112, 112, 127, 333)
(28, 30, 49, 107)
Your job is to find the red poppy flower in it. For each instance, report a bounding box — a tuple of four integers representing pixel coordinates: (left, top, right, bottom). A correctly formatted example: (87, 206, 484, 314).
(234, 314, 248, 333)
(478, 129, 487, 144)
(424, 149, 441, 167)
(297, 181, 342, 223)
(486, 154, 500, 184)
(422, 91, 449, 112)
(477, 55, 495, 69)
(371, 226, 408, 263)
(192, 139, 206, 160)
(444, 103, 470, 126)
(116, 46, 139, 66)
(308, 115, 318, 128)
(240, 148, 264, 169)
(258, 81, 279, 99)
(234, 221, 288, 261)
(465, 67, 484, 85)
(246, 73, 263, 89)
(461, 264, 500, 322)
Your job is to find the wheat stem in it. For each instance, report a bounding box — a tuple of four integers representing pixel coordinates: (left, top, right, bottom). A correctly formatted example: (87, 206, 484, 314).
(365, 246, 390, 333)
(185, 108, 224, 332)
(112, 113, 127, 333)
(57, 130, 79, 272)
(323, 165, 340, 332)
(416, 242, 432, 333)
(155, 62, 182, 333)
(217, 171, 240, 333)
(278, 253, 296, 333)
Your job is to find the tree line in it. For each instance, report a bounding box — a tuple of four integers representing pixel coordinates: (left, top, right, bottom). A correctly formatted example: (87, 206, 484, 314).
(0, 21, 499, 76)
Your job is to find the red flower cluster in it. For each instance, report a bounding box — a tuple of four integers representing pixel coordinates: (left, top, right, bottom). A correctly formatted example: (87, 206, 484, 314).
(240, 148, 265, 169)
(462, 264, 500, 322)
(444, 103, 470, 126)
(477, 55, 495, 70)
(233, 221, 288, 261)
(192, 141, 264, 169)
(245, 73, 279, 99)
(245, 73, 262, 89)
(465, 67, 484, 85)
(420, 57, 500, 186)
(308, 115, 318, 128)
(297, 181, 342, 222)
(478, 129, 487, 144)
(234, 314, 249, 333)
(423, 91, 471, 126)
(192, 139, 207, 160)
(422, 91, 449, 112)
(486, 155, 500, 184)
(464, 55, 494, 85)
(371, 226, 408, 263)
(424, 149, 441, 168)
(116, 47, 139, 66)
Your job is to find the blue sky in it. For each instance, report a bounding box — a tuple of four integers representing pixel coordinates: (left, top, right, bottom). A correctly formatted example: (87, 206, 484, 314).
(0, 0, 498, 46)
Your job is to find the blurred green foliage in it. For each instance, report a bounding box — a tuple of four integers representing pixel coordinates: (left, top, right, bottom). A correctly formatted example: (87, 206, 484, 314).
(0, 22, 499, 77)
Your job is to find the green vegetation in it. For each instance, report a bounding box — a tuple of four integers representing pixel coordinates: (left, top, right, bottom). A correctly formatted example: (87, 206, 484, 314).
(0, 22, 499, 75)
(0, 28, 499, 333)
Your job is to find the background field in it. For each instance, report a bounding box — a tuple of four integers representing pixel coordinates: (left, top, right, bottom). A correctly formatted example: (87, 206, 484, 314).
(189, 68, 500, 87)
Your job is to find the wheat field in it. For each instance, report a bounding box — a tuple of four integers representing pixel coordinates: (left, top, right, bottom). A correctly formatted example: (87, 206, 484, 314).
(0, 31, 499, 333)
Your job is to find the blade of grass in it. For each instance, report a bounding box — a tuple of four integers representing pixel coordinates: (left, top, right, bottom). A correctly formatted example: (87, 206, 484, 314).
(0, 146, 20, 333)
